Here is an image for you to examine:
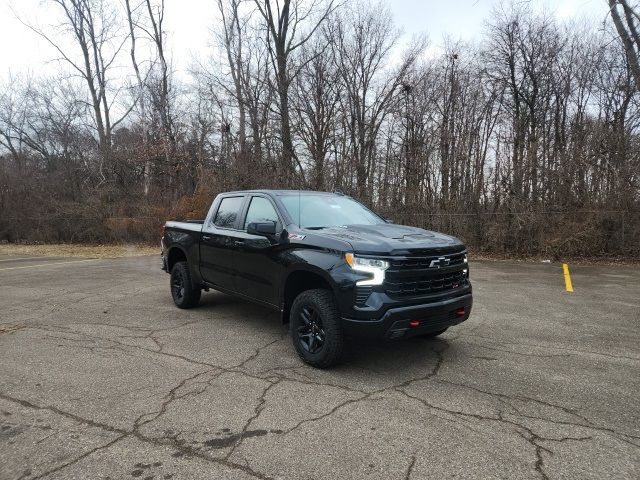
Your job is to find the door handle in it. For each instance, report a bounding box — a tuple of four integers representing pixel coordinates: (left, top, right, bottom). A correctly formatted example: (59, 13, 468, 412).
(202, 235, 211, 241)
(234, 240, 244, 246)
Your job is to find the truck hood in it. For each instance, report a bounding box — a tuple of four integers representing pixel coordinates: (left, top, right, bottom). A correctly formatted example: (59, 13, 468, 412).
(309, 223, 465, 256)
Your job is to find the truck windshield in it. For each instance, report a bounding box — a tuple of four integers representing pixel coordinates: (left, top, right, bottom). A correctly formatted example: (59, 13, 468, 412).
(280, 194, 385, 228)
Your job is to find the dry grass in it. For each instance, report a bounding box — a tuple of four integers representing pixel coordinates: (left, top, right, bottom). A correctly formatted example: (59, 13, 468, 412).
(469, 250, 639, 266)
(0, 243, 158, 258)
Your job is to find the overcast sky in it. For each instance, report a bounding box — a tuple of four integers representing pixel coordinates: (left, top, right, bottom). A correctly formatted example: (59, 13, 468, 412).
(0, 0, 607, 81)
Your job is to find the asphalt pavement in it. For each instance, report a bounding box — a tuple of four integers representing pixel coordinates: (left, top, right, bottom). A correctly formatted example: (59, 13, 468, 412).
(0, 253, 638, 479)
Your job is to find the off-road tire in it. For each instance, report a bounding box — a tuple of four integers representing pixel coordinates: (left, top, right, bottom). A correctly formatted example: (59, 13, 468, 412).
(290, 289, 344, 368)
(170, 261, 201, 309)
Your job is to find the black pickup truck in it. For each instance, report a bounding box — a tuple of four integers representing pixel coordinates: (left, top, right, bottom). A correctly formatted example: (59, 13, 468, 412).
(161, 190, 472, 368)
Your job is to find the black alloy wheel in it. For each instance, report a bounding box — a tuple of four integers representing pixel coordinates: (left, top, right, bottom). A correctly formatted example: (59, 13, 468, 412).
(297, 305, 326, 354)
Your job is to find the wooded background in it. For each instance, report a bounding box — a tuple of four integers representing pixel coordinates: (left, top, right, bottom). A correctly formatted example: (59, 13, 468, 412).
(1, 0, 639, 258)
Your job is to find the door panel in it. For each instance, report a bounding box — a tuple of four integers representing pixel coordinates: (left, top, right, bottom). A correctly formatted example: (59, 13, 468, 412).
(234, 196, 283, 306)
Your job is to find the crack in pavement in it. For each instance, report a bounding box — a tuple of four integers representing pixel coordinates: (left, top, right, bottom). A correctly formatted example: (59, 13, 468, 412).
(9, 324, 450, 478)
(279, 392, 373, 436)
(256, 365, 371, 396)
(233, 335, 288, 370)
(133, 369, 219, 429)
(430, 378, 640, 447)
(273, 342, 451, 438)
(6, 320, 639, 479)
(225, 378, 282, 460)
(0, 324, 27, 335)
(393, 386, 637, 480)
(436, 379, 594, 425)
(29, 435, 127, 480)
(403, 453, 417, 480)
(457, 334, 640, 363)
(515, 430, 552, 480)
(0, 327, 293, 479)
(395, 387, 554, 479)
(461, 342, 575, 359)
(0, 392, 275, 480)
(21, 324, 281, 383)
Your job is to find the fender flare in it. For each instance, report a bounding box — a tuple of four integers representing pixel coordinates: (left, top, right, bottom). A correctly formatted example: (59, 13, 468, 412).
(279, 262, 342, 322)
(166, 245, 203, 289)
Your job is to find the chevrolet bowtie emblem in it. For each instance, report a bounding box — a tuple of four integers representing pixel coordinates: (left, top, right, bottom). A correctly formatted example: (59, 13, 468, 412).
(429, 257, 450, 268)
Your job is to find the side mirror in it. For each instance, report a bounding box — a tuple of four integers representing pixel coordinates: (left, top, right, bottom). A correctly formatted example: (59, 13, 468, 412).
(247, 221, 277, 236)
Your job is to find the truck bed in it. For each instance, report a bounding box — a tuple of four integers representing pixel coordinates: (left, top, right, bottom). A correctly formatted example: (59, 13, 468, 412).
(165, 220, 204, 232)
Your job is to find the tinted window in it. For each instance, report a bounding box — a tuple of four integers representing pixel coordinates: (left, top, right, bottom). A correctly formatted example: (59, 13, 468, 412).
(280, 194, 384, 228)
(213, 196, 244, 228)
(244, 197, 279, 229)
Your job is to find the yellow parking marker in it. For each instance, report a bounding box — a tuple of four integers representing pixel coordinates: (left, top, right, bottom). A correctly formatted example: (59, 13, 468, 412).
(0, 259, 99, 271)
(562, 263, 574, 292)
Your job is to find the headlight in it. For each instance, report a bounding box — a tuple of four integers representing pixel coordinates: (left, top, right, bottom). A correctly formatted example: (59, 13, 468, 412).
(345, 253, 389, 286)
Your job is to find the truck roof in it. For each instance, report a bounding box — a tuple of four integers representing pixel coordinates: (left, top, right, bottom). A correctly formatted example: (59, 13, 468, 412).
(221, 189, 342, 196)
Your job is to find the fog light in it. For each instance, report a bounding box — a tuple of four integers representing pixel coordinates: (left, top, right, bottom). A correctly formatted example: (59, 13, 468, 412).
(455, 308, 465, 317)
(409, 320, 420, 328)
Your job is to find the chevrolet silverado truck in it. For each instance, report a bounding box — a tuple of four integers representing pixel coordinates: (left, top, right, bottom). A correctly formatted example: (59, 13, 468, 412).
(161, 190, 472, 368)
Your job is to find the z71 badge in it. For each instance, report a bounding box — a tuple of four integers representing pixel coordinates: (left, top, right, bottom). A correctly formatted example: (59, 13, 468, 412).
(288, 233, 306, 241)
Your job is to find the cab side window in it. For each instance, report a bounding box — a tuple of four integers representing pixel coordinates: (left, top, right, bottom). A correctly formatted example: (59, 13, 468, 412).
(244, 197, 279, 230)
(213, 196, 244, 228)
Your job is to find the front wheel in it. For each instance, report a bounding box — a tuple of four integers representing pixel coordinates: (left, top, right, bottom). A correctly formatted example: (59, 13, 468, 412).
(290, 289, 344, 369)
(170, 261, 201, 309)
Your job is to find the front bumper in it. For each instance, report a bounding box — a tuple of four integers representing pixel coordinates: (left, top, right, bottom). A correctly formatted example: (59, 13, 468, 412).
(340, 293, 472, 339)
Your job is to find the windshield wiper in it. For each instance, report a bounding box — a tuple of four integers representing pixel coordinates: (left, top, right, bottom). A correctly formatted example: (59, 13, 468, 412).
(304, 226, 327, 230)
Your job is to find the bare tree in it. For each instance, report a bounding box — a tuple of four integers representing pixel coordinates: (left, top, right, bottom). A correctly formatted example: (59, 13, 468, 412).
(609, 0, 640, 90)
(331, 3, 422, 201)
(217, 0, 248, 161)
(20, 0, 131, 158)
(292, 30, 341, 190)
(143, 0, 176, 152)
(253, 0, 337, 180)
(124, 0, 151, 194)
(2, 0, 639, 257)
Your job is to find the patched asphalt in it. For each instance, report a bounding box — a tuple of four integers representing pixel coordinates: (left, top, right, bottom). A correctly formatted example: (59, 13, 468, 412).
(0, 254, 639, 479)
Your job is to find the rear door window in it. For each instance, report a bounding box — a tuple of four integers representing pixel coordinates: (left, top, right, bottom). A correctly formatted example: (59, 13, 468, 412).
(213, 196, 244, 229)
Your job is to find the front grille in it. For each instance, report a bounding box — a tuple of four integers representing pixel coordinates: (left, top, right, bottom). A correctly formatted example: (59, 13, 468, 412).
(389, 251, 466, 270)
(384, 251, 468, 298)
(385, 270, 467, 297)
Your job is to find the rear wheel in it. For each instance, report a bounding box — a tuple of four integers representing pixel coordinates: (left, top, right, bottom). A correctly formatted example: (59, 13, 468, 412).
(290, 289, 344, 368)
(170, 261, 201, 309)
(417, 328, 448, 338)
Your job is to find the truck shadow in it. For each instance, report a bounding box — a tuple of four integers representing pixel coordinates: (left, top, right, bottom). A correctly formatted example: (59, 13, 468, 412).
(344, 336, 451, 371)
(196, 291, 457, 374)
(198, 291, 282, 319)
